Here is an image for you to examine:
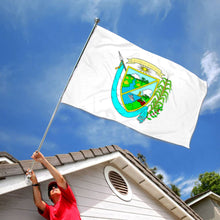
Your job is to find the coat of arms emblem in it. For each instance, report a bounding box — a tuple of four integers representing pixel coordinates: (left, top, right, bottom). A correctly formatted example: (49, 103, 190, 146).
(111, 52, 172, 123)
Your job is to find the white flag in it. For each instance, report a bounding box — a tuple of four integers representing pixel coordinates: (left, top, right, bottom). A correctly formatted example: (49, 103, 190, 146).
(61, 25, 207, 148)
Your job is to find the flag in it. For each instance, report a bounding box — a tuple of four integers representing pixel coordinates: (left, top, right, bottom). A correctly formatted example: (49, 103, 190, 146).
(61, 25, 207, 148)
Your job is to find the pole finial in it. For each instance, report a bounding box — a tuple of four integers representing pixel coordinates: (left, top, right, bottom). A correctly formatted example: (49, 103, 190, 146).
(95, 18, 100, 24)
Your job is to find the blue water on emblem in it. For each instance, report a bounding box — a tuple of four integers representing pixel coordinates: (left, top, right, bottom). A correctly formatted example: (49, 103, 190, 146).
(122, 80, 136, 93)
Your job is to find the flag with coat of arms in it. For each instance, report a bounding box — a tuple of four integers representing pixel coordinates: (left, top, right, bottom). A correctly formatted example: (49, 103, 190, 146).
(61, 25, 207, 148)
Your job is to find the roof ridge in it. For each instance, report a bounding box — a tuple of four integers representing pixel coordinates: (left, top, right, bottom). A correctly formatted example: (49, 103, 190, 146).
(0, 151, 19, 163)
(185, 190, 212, 204)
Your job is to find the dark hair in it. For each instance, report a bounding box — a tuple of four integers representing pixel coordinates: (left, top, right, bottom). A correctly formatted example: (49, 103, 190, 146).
(48, 181, 58, 198)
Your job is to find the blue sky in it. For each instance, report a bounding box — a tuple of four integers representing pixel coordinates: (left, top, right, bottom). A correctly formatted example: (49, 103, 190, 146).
(0, 0, 220, 200)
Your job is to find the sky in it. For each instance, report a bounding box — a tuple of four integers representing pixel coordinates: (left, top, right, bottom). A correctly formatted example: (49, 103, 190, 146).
(0, 0, 220, 201)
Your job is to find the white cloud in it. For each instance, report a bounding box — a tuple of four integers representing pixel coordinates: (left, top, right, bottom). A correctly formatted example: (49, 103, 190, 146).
(201, 51, 220, 86)
(155, 167, 171, 185)
(132, 73, 140, 79)
(0, 0, 173, 31)
(137, 0, 172, 19)
(73, 116, 150, 147)
(173, 176, 184, 185)
(153, 167, 198, 199)
(153, 167, 220, 199)
(200, 51, 220, 113)
(75, 0, 123, 24)
(0, 0, 123, 28)
(143, 89, 153, 97)
(178, 178, 197, 197)
(177, 169, 220, 198)
(185, 1, 220, 48)
(0, 130, 57, 151)
(202, 90, 220, 112)
(184, 1, 220, 113)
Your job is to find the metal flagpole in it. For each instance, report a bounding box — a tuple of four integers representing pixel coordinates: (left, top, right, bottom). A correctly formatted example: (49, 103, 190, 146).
(27, 18, 100, 179)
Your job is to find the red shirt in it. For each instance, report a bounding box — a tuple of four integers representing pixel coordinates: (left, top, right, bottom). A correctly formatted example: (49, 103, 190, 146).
(39, 184, 81, 220)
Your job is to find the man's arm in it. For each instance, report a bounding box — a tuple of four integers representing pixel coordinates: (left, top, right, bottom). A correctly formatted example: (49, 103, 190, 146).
(31, 151, 67, 189)
(26, 169, 46, 212)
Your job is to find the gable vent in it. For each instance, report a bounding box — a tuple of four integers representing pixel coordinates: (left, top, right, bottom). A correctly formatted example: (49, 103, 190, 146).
(109, 170, 128, 195)
(104, 166, 132, 201)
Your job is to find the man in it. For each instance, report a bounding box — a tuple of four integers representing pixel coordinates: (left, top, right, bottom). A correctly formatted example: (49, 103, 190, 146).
(26, 151, 81, 220)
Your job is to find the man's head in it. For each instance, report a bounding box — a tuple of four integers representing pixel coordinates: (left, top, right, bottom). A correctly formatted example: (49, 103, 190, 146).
(48, 181, 61, 203)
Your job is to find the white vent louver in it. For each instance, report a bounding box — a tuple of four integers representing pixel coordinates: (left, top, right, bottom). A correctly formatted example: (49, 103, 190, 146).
(109, 170, 128, 195)
(104, 166, 132, 201)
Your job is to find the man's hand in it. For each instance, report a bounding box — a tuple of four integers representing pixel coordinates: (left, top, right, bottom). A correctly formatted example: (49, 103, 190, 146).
(31, 150, 67, 189)
(31, 151, 46, 163)
(26, 169, 38, 184)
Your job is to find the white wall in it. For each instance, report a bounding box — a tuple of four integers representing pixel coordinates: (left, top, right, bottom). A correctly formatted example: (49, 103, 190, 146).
(0, 186, 42, 220)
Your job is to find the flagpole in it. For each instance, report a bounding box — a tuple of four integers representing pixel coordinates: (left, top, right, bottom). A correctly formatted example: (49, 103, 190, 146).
(27, 18, 100, 179)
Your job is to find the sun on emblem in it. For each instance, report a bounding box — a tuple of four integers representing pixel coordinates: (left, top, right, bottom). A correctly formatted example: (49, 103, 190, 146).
(111, 52, 172, 123)
(139, 65, 149, 73)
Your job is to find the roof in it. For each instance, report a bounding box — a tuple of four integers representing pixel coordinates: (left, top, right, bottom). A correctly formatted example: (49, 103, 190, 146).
(186, 190, 220, 206)
(0, 145, 202, 220)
